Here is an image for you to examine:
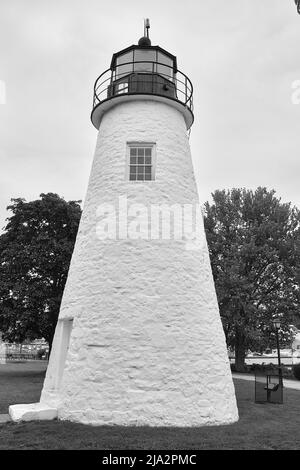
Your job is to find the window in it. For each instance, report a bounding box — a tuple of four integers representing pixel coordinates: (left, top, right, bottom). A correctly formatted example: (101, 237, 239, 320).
(115, 51, 134, 78)
(127, 143, 155, 181)
(116, 81, 128, 94)
(134, 49, 156, 73)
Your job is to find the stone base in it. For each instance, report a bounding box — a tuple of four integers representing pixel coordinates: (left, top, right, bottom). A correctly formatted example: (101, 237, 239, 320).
(9, 403, 57, 422)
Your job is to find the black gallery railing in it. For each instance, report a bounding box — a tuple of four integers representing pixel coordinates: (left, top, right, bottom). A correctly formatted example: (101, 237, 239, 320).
(92, 61, 193, 114)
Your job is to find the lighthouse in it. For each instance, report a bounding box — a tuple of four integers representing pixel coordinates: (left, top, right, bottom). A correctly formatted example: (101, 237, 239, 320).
(9, 22, 238, 426)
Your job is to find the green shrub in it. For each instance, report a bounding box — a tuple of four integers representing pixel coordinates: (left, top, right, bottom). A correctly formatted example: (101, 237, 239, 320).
(230, 363, 252, 373)
(230, 362, 294, 378)
(36, 348, 47, 359)
(293, 364, 300, 380)
(251, 363, 294, 378)
(250, 363, 277, 373)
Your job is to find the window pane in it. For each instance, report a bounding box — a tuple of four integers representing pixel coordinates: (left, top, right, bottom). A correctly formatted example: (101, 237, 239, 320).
(113, 79, 129, 95)
(117, 82, 128, 94)
(116, 51, 133, 65)
(134, 49, 156, 62)
(156, 63, 172, 79)
(128, 143, 154, 182)
(157, 52, 174, 80)
(116, 51, 134, 78)
(157, 52, 173, 67)
(134, 50, 155, 73)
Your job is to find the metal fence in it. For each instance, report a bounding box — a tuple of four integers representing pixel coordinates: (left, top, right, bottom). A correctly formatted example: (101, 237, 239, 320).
(92, 60, 193, 114)
(0, 353, 48, 362)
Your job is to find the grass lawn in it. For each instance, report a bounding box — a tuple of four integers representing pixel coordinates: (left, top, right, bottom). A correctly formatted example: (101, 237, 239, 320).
(0, 361, 47, 414)
(0, 362, 300, 450)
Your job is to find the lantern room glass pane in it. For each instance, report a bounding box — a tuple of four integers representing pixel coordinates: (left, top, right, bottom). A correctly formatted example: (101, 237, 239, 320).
(115, 51, 134, 79)
(157, 52, 173, 68)
(157, 52, 174, 80)
(134, 49, 156, 72)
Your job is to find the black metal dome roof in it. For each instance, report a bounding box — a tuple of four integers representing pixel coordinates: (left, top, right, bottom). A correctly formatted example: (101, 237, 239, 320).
(138, 36, 151, 47)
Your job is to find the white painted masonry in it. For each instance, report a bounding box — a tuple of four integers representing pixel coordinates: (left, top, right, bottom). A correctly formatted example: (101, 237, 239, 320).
(8, 403, 57, 422)
(9, 99, 238, 426)
(37, 100, 238, 426)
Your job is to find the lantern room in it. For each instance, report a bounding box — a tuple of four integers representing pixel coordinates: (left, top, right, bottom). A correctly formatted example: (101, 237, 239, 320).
(91, 20, 194, 130)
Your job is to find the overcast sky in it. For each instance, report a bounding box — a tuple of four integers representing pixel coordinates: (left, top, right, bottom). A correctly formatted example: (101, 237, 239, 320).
(0, 0, 299, 230)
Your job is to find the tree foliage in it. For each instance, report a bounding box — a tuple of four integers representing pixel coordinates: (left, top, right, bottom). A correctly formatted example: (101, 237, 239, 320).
(204, 187, 300, 370)
(0, 193, 81, 348)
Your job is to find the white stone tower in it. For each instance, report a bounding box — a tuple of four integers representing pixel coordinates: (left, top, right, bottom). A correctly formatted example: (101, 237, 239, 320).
(9, 23, 238, 426)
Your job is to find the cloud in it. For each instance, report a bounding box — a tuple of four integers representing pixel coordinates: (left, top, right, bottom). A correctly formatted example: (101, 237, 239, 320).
(0, 0, 300, 231)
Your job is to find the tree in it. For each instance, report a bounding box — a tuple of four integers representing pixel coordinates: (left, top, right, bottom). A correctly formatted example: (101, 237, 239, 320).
(0, 193, 81, 350)
(204, 187, 300, 371)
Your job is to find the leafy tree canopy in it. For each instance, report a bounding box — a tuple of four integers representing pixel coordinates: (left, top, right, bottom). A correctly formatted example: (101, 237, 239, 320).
(0, 193, 81, 348)
(204, 187, 300, 370)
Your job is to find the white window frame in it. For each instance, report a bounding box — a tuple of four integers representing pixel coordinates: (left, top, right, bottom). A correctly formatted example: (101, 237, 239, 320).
(126, 142, 156, 182)
(116, 81, 129, 95)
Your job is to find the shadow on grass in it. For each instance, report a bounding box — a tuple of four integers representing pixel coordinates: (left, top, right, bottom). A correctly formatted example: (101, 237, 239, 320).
(0, 374, 300, 450)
